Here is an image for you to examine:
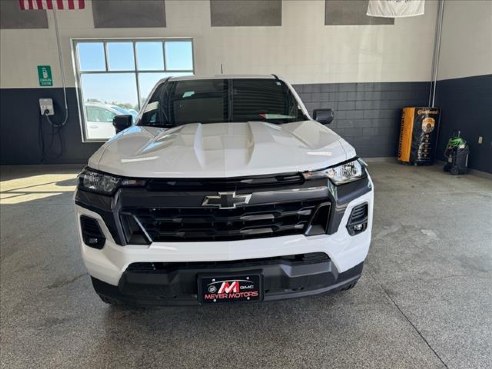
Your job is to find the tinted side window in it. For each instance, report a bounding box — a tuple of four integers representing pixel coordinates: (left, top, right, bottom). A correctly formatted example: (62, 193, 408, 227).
(86, 106, 98, 122)
(86, 106, 116, 123)
(99, 108, 116, 123)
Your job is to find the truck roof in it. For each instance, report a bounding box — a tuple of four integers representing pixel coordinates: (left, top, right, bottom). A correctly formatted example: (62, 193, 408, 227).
(166, 74, 279, 82)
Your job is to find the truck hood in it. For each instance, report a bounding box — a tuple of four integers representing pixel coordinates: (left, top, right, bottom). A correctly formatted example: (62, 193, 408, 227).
(89, 121, 355, 178)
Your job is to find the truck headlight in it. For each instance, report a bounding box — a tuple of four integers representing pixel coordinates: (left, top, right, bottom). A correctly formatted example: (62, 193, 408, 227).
(302, 159, 366, 185)
(78, 168, 146, 195)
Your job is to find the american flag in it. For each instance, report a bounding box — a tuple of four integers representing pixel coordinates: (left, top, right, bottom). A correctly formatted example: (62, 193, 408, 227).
(19, 0, 85, 10)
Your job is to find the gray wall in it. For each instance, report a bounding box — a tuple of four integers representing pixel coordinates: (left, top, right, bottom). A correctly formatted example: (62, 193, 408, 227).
(3, 79, 490, 173)
(0, 88, 102, 165)
(294, 82, 428, 157)
(92, 0, 166, 28)
(0, 0, 392, 29)
(435, 75, 492, 174)
(0, 0, 48, 29)
(0, 82, 428, 164)
(210, 0, 282, 27)
(209, 0, 392, 27)
(325, 0, 393, 25)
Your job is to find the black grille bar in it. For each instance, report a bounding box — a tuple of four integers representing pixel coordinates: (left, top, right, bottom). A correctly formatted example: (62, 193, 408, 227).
(146, 173, 304, 192)
(121, 200, 328, 242)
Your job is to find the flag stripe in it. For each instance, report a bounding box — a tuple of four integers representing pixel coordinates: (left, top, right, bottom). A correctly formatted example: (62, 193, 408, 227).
(19, 0, 84, 9)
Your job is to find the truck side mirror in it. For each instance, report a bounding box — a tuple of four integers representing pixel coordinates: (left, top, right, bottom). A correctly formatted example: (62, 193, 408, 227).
(113, 115, 133, 134)
(313, 109, 335, 125)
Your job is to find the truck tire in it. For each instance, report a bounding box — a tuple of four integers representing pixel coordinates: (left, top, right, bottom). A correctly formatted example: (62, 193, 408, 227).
(450, 166, 460, 175)
(98, 294, 121, 305)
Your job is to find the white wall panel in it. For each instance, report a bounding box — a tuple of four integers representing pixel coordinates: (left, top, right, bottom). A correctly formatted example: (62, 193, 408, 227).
(0, 0, 438, 88)
(438, 0, 492, 80)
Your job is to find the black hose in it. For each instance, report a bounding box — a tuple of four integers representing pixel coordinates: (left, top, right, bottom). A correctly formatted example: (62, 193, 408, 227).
(39, 112, 65, 162)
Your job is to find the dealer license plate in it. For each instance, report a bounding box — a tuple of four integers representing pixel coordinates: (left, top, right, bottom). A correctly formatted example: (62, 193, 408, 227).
(198, 274, 262, 303)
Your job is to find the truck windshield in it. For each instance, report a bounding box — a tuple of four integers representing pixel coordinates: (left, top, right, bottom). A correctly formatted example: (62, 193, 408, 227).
(138, 78, 307, 127)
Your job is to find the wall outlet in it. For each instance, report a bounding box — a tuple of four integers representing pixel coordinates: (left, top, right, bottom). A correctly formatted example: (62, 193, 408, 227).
(39, 98, 54, 116)
(478, 136, 483, 144)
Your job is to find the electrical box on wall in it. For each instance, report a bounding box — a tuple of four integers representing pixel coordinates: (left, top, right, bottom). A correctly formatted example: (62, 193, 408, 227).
(39, 98, 54, 116)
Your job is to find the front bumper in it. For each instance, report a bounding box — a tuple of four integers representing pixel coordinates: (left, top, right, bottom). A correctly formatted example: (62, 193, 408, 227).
(77, 187, 372, 276)
(75, 174, 373, 305)
(92, 258, 364, 306)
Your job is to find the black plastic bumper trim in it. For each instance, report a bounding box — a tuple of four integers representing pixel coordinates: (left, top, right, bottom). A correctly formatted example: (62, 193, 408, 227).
(326, 176, 371, 234)
(91, 260, 364, 306)
(75, 189, 125, 245)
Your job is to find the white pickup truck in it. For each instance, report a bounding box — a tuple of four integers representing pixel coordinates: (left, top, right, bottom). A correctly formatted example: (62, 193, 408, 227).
(74, 75, 373, 305)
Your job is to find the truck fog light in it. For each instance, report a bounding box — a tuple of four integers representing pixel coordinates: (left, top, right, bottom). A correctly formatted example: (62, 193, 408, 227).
(346, 203, 368, 236)
(353, 224, 364, 232)
(87, 237, 100, 245)
(80, 215, 106, 249)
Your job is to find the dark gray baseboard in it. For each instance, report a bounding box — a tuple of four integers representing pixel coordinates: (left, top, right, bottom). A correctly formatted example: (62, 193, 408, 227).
(435, 75, 492, 174)
(293, 82, 429, 157)
(3, 78, 488, 173)
(0, 88, 102, 165)
(0, 82, 428, 165)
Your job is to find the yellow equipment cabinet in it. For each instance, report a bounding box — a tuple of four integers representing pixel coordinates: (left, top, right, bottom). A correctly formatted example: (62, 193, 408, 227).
(398, 107, 440, 165)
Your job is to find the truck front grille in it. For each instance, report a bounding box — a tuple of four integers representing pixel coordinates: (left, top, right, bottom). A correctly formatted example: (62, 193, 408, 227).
(121, 200, 328, 242)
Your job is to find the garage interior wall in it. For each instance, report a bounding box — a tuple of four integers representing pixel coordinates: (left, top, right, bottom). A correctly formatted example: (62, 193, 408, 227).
(0, 0, 461, 166)
(435, 0, 492, 174)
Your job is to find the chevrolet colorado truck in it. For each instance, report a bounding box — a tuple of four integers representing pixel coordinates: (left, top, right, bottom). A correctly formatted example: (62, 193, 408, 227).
(74, 75, 374, 305)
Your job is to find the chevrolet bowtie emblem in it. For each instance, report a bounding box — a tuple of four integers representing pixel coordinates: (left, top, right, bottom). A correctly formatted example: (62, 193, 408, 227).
(202, 192, 252, 209)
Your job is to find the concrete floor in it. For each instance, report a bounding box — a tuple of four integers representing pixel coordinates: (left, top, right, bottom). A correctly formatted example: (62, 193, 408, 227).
(1, 161, 491, 369)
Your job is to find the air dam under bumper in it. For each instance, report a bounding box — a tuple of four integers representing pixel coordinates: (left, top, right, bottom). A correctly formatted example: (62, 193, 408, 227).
(92, 257, 364, 306)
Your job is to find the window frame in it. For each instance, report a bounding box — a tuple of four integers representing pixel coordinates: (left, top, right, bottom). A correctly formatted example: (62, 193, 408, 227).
(71, 37, 195, 142)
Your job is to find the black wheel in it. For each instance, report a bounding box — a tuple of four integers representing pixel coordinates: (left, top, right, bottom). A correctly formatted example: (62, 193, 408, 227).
(450, 166, 459, 175)
(98, 294, 121, 305)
